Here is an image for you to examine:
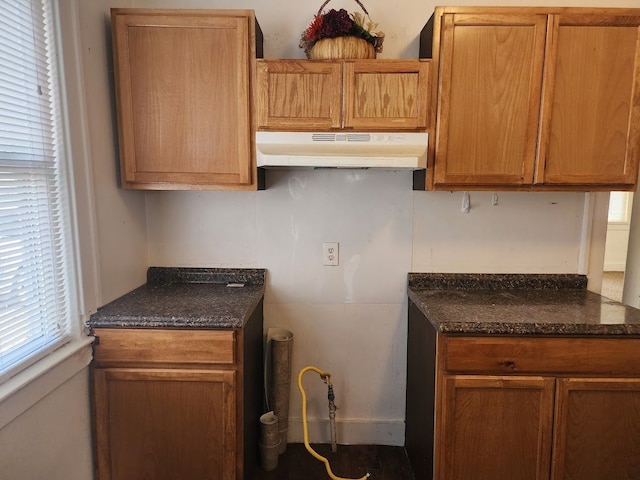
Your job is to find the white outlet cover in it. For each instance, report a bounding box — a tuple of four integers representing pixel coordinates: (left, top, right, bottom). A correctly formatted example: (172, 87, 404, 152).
(323, 242, 339, 266)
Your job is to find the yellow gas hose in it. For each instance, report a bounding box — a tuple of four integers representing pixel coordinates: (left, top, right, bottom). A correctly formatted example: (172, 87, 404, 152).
(297, 366, 370, 480)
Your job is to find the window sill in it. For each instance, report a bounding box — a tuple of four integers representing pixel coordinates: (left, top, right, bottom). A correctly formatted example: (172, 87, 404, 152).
(0, 336, 94, 430)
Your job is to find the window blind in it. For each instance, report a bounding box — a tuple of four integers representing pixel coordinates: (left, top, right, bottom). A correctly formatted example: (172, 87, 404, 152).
(0, 0, 73, 381)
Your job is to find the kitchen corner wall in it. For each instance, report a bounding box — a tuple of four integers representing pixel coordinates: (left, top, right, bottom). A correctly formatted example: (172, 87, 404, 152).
(84, 0, 635, 446)
(78, 0, 148, 307)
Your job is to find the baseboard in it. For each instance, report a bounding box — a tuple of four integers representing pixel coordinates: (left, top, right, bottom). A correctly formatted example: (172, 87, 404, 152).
(286, 417, 405, 447)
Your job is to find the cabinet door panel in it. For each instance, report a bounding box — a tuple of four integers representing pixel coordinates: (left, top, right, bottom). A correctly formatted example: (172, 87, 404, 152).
(436, 375, 554, 480)
(435, 14, 547, 187)
(94, 368, 236, 480)
(112, 12, 253, 188)
(552, 377, 640, 480)
(538, 17, 640, 187)
(343, 60, 429, 130)
(256, 60, 342, 130)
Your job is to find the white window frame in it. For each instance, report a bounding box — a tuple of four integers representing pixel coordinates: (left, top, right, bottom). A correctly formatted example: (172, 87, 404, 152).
(0, 0, 99, 429)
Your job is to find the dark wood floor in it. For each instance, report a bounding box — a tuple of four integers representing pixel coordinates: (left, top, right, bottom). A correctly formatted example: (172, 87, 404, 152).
(252, 443, 415, 480)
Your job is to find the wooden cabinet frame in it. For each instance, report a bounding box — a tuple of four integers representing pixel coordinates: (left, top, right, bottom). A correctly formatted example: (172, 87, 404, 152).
(434, 334, 640, 480)
(111, 9, 260, 190)
(424, 7, 640, 191)
(256, 59, 430, 131)
(90, 299, 264, 480)
(405, 300, 640, 480)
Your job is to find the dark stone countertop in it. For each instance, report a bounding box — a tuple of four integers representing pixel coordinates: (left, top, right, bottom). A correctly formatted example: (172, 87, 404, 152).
(88, 267, 266, 329)
(408, 273, 640, 336)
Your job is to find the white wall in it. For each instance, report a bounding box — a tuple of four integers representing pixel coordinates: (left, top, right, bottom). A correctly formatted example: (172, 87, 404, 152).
(604, 193, 634, 271)
(77, 0, 148, 305)
(0, 372, 93, 480)
(623, 191, 640, 308)
(604, 224, 631, 271)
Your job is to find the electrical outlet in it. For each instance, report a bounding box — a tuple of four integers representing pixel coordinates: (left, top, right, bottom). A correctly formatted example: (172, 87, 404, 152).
(323, 242, 339, 266)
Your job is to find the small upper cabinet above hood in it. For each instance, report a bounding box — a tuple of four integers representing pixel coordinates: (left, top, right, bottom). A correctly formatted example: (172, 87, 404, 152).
(256, 59, 431, 132)
(256, 131, 428, 169)
(255, 59, 431, 171)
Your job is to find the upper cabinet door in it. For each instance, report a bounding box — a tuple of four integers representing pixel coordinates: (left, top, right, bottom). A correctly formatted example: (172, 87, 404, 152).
(256, 60, 342, 130)
(536, 15, 640, 188)
(111, 10, 255, 189)
(434, 13, 547, 187)
(343, 60, 430, 130)
(256, 59, 430, 132)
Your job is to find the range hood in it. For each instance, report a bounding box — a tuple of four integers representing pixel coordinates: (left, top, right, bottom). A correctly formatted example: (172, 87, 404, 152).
(256, 132, 428, 169)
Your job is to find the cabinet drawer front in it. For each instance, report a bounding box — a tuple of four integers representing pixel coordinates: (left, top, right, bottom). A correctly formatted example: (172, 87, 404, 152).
(93, 328, 235, 365)
(443, 336, 640, 375)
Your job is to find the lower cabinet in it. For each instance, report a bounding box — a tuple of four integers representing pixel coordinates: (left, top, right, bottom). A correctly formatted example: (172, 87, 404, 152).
(406, 301, 640, 480)
(93, 368, 236, 479)
(437, 375, 555, 480)
(90, 304, 263, 480)
(552, 378, 640, 480)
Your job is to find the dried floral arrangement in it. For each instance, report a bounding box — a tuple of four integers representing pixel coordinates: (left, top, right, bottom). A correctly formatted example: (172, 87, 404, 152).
(299, 0, 384, 58)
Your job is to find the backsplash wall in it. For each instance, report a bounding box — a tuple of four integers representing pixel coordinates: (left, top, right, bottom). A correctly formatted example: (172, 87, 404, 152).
(82, 0, 636, 445)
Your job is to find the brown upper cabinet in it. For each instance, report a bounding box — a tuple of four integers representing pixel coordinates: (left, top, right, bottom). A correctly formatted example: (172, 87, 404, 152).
(256, 59, 430, 131)
(111, 9, 261, 190)
(422, 7, 640, 191)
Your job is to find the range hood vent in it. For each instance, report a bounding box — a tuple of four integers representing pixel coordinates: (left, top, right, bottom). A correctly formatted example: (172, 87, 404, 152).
(256, 131, 428, 169)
